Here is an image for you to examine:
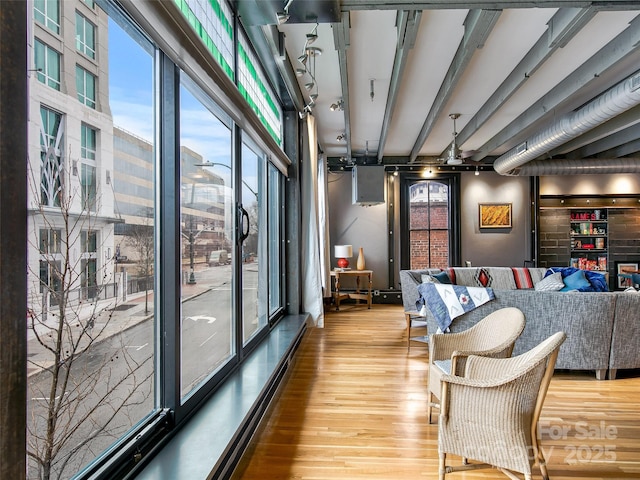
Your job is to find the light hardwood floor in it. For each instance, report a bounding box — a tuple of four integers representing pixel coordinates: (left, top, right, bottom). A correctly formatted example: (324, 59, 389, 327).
(232, 304, 640, 479)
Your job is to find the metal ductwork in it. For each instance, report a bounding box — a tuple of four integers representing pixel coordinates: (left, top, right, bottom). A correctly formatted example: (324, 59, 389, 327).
(493, 70, 640, 176)
(512, 158, 640, 176)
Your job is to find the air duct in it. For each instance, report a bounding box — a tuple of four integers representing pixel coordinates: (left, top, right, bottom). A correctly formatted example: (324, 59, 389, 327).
(493, 70, 640, 175)
(512, 158, 640, 176)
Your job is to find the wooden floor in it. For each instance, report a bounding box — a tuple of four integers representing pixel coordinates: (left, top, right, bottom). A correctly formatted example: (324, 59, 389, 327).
(231, 304, 640, 479)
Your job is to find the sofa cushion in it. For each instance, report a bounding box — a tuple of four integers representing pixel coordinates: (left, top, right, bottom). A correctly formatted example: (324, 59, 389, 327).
(561, 269, 592, 292)
(535, 272, 565, 291)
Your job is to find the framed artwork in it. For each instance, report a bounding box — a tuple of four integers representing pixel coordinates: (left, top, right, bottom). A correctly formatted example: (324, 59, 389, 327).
(616, 261, 639, 289)
(479, 203, 512, 229)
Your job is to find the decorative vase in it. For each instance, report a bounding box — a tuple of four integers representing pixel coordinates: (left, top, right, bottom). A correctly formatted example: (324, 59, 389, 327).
(356, 247, 365, 270)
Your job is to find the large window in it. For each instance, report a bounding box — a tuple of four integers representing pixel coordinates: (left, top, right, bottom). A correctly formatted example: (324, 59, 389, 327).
(179, 78, 234, 400)
(76, 65, 96, 108)
(34, 0, 60, 34)
(26, 1, 289, 477)
(76, 11, 96, 59)
(241, 140, 267, 343)
(268, 163, 284, 317)
(34, 39, 61, 91)
(406, 179, 451, 269)
(27, 7, 156, 479)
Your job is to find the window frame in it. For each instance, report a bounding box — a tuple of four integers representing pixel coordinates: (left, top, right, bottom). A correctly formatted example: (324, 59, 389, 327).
(76, 11, 96, 59)
(34, 0, 60, 34)
(76, 65, 97, 108)
(34, 38, 61, 91)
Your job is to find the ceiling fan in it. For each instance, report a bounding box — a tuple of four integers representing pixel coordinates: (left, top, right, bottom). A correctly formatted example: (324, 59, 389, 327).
(443, 113, 477, 165)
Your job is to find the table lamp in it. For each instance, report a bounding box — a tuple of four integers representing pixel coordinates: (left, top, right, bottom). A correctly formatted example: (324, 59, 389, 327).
(334, 245, 353, 269)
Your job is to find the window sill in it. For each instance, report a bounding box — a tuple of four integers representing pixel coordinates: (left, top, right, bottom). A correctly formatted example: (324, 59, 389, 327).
(135, 314, 308, 480)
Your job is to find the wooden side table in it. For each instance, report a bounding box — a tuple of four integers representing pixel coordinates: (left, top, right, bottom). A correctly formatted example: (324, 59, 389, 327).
(330, 269, 373, 311)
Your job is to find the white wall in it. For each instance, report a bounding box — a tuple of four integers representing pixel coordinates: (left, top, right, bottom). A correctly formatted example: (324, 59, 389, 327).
(327, 171, 388, 290)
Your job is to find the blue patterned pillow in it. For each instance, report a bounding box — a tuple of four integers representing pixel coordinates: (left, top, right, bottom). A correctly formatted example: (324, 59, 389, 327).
(546, 267, 608, 292)
(560, 269, 591, 292)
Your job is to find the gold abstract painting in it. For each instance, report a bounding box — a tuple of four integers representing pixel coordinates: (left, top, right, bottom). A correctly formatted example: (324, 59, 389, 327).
(479, 203, 512, 228)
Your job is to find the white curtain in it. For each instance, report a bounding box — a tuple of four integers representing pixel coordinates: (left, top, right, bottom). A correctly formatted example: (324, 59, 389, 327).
(317, 154, 331, 301)
(300, 114, 328, 327)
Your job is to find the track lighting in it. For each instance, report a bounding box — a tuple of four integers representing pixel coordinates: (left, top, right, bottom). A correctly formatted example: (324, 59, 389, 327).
(295, 68, 306, 77)
(276, 0, 294, 24)
(305, 81, 315, 91)
(329, 99, 344, 111)
(475, 166, 480, 176)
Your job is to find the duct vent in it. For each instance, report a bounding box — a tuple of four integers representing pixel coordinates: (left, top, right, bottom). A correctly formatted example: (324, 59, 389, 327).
(631, 73, 640, 92)
(515, 142, 528, 155)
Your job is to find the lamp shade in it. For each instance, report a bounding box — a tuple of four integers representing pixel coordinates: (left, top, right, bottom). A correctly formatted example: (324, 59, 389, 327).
(334, 245, 353, 259)
(334, 245, 353, 268)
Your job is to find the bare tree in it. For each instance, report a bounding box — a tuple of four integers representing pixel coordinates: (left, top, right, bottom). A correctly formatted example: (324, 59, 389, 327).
(125, 218, 154, 314)
(26, 164, 153, 480)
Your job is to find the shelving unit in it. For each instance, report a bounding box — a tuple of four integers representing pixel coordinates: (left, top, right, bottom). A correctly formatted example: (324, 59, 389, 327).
(569, 209, 608, 272)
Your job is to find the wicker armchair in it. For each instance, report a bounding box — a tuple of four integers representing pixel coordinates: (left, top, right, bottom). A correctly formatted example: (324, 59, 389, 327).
(428, 307, 526, 423)
(438, 331, 567, 480)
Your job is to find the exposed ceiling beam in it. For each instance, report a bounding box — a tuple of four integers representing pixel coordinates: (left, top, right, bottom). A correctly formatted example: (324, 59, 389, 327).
(408, 9, 502, 162)
(596, 135, 640, 157)
(470, 13, 640, 161)
(454, 7, 596, 149)
(376, 10, 422, 162)
(340, 0, 640, 10)
(333, 12, 353, 160)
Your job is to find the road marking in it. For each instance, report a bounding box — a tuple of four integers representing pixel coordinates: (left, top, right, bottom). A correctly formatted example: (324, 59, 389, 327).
(186, 315, 217, 324)
(126, 343, 148, 351)
(200, 332, 218, 347)
(32, 392, 68, 401)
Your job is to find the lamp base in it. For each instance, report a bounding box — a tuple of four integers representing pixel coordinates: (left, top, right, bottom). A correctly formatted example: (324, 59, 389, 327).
(337, 257, 350, 269)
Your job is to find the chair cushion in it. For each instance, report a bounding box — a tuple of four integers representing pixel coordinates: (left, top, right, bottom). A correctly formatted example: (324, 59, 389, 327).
(434, 359, 452, 375)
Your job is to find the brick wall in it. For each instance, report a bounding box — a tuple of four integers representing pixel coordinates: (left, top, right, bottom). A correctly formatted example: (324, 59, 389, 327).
(410, 203, 449, 269)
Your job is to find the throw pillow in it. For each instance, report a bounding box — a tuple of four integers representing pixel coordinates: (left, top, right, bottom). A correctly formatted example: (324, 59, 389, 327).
(560, 269, 592, 292)
(421, 274, 440, 284)
(534, 272, 565, 291)
(474, 267, 493, 287)
(511, 267, 534, 289)
(434, 270, 452, 284)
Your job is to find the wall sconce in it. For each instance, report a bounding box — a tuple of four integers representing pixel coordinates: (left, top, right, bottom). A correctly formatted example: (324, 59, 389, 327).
(475, 166, 479, 176)
(334, 245, 353, 269)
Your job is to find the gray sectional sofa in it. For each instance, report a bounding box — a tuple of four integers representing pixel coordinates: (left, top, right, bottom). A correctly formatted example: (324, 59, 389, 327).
(400, 267, 640, 380)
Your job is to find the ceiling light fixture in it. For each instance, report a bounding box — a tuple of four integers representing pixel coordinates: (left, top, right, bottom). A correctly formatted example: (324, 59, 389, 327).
(475, 165, 480, 176)
(446, 113, 463, 165)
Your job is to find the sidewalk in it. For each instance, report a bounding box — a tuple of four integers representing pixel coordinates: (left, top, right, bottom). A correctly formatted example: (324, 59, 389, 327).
(27, 282, 209, 377)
